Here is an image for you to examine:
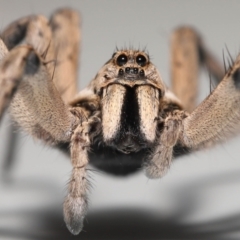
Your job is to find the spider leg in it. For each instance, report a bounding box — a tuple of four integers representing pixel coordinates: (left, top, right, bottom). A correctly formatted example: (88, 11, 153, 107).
(49, 8, 80, 103)
(0, 15, 57, 174)
(145, 28, 227, 179)
(64, 112, 100, 235)
(171, 27, 224, 112)
(0, 29, 100, 234)
(0, 44, 77, 144)
(1, 8, 80, 104)
(1, 14, 55, 60)
(179, 55, 240, 150)
(0, 39, 8, 60)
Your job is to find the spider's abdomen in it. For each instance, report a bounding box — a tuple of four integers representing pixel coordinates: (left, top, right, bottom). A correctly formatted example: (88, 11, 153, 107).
(101, 84, 160, 153)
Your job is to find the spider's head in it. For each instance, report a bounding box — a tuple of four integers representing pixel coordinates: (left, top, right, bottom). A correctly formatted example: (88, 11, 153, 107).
(94, 49, 164, 90)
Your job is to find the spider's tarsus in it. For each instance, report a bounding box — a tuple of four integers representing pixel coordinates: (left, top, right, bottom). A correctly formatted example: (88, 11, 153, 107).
(66, 218, 84, 235)
(63, 195, 87, 235)
(144, 162, 169, 179)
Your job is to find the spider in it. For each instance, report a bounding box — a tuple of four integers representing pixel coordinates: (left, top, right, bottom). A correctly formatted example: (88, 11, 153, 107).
(0, 7, 239, 235)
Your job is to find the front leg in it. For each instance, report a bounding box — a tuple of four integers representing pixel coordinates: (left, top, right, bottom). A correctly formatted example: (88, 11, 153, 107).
(64, 112, 100, 235)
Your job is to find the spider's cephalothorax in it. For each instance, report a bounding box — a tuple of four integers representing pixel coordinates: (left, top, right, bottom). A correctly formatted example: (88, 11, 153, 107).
(1, 8, 240, 236)
(92, 50, 166, 154)
(69, 49, 184, 179)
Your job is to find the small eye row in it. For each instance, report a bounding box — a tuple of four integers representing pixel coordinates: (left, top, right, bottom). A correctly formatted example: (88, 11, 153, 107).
(116, 54, 147, 67)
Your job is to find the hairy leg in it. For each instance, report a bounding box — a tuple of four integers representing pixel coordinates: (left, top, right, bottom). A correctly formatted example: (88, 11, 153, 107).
(180, 55, 240, 150)
(64, 124, 89, 235)
(0, 39, 8, 61)
(50, 8, 81, 103)
(171, 27, 224, 112)
(1, 8, 80, 104)
(0, 44, 76, 144)
(64, 111, 100, 235)
(1, 14, 55, 61)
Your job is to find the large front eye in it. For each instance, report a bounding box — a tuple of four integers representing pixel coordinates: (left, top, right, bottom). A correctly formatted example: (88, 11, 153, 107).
(136, 54, 147, 66)
(116, 54, 128, 66)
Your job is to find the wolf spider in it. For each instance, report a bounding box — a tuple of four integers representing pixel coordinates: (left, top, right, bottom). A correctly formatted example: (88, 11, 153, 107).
(0, 8, 239, 235)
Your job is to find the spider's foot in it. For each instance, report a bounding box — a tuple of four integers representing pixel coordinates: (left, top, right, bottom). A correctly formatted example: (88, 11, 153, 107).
(144, 146, 172, 179)
(144, 161, 170, 179)
(63, 194, 88, 235)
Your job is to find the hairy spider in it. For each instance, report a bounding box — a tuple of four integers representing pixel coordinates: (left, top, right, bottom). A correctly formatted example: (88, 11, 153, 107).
(0, 8, 239, 235)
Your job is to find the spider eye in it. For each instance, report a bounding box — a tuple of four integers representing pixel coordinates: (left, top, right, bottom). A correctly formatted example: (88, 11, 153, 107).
(136, 54, 147, 67)
(116, 54, 128, 66)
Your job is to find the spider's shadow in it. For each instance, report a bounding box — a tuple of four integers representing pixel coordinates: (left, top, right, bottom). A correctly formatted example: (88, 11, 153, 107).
(1, 207, 240, 240)
(1, 170, 240, 240)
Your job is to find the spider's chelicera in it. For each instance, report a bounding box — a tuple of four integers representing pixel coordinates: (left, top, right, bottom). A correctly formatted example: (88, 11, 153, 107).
(0, 8, 239, 236)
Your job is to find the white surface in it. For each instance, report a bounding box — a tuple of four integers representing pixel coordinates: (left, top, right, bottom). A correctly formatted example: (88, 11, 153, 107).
(1, 1, 240, 239)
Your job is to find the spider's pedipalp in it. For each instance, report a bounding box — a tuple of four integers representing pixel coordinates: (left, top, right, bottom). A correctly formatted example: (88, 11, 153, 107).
(145, 110, 186, 179)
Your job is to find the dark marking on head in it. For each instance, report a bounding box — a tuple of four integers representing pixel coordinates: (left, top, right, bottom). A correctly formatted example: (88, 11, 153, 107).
(233, 68, 240, 89)
(104, 74, 111, 80)
(25, 51, 40, 75)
